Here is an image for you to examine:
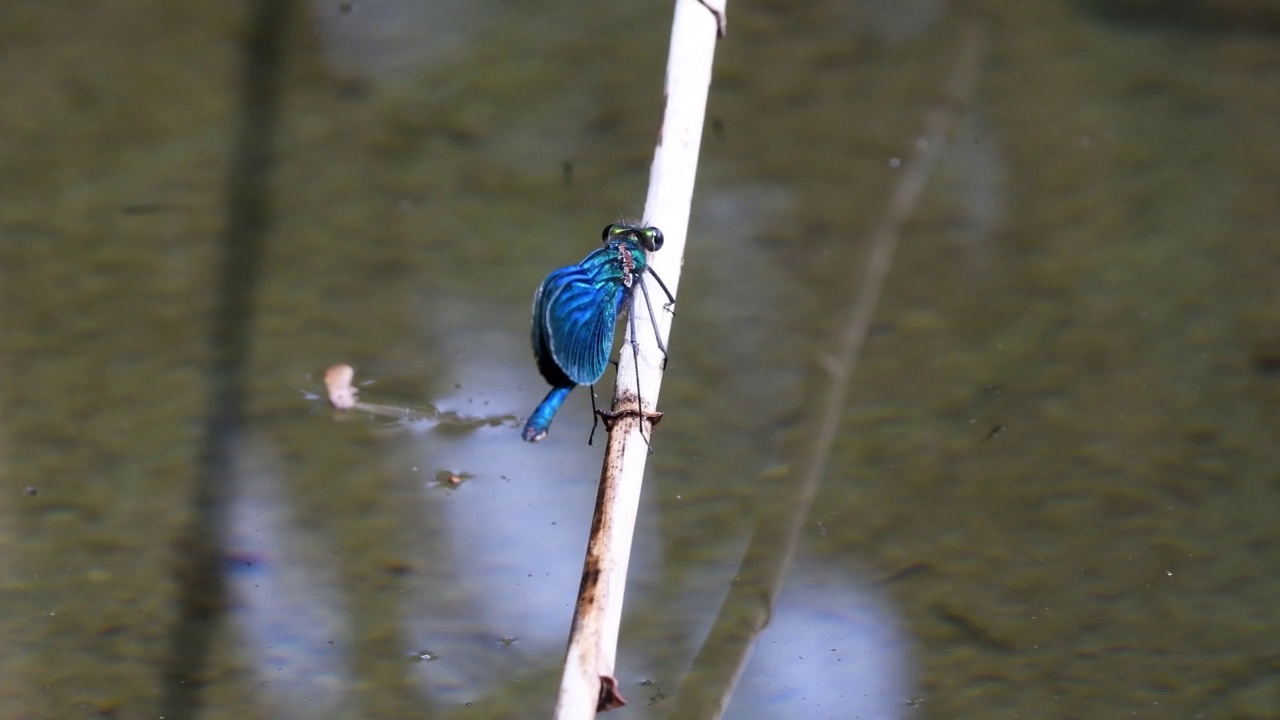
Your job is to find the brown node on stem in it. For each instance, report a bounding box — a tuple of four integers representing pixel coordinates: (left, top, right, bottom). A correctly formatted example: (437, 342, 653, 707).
(594, 408, 664, 431)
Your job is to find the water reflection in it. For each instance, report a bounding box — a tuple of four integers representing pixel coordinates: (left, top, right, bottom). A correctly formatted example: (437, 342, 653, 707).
(695, 183, 800, 407)
(311, 0, 489, 80)
(227, 437, 354, 717)
(849, 0, 948, 41)
(381, 301, 665, 705)
(937, 112, 1008, 274)
(728, 564, 913, 719)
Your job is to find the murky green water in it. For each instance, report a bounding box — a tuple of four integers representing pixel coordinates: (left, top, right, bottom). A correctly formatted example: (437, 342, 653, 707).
(3, 1, 1279, 718)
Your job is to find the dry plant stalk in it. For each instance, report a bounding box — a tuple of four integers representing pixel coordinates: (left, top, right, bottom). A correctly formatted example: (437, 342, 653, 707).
(668, 22, 990, 720)
(552, 1, 725, 718)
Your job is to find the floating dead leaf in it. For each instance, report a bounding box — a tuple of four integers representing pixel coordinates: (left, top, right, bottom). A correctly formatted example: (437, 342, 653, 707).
(434, 470, 473, 487)
(324, 364, 359, 409)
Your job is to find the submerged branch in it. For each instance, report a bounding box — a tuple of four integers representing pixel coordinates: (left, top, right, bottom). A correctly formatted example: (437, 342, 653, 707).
(668, 21, 990, 720)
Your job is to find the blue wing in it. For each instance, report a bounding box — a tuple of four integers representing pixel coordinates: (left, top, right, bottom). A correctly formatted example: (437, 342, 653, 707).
(531, 266, 576, 388)
(533, 264, 623, 386)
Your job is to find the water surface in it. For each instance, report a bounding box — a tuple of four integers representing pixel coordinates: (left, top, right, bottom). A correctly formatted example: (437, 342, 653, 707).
(2, 1, 1278, 718)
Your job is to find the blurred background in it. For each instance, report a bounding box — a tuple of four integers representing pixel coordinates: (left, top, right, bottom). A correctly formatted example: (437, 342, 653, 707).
(2, 0, 1278, 718)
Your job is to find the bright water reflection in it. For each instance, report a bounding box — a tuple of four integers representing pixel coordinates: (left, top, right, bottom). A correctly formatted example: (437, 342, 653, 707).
(381, 301, 666, 705)
(726, 565, 914, 720)
(227, 436, 354, 718)
(310, 0, 501, 81)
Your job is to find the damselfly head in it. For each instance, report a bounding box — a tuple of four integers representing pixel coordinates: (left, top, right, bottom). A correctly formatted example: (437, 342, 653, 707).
(602, 223, 664, 253)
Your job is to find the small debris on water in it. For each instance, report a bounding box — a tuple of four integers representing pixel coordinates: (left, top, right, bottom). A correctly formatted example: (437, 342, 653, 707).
(324, 364, 359, 409)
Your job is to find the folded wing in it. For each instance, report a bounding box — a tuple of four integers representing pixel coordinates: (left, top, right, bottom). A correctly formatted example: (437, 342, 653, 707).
(535, 265, 622, 386)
